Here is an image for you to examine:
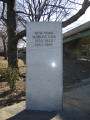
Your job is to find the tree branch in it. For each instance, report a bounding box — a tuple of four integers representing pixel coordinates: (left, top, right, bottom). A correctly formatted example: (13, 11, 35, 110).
(16, 11, 27, 14)
(47, 4, 75, 9)
(68, 0, 82, 5)
(37, 0, 47, 21)
(15, 30, 26, 42)
(62, 0, 90, 27)
(22, 38, 26, 42)
(0, 1, 7, 24)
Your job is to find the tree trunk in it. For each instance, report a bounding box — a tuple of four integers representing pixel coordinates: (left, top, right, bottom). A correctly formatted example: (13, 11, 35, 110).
(7, 0, 18, 68)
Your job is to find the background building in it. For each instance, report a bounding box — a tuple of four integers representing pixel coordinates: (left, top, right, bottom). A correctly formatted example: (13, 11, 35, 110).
(63, 21, 90, 58)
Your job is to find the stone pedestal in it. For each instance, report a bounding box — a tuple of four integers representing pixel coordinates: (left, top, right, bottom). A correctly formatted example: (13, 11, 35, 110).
(26, 22, 63, 111)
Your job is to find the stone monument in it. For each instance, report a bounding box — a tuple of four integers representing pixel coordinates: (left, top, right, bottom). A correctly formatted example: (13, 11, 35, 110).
(26, 22, 63, 111)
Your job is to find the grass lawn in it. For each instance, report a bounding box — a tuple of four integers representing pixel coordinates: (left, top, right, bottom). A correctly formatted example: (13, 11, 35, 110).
(0, 56, 26, 108)
(0, 57, 26, 74)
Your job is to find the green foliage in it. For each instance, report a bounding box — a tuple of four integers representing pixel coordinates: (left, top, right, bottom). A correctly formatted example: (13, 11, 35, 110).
(0, 67, 19, 90)
(0, 68, 5, 80)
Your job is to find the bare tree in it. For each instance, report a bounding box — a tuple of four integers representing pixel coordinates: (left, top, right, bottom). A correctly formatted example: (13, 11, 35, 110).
(16, 0, 90, 39)
(0, 0, 90, 68)
(0, 0, 18, 67)
(0, 28, 7, 59)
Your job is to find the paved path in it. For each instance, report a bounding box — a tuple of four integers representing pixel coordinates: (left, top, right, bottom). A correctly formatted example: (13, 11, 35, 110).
(63, 83, 90, 115)
(0, 81, 90, 120)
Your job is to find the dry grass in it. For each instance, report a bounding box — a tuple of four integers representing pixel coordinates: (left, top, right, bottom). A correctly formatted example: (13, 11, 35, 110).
(0, 57, 8, 68)
(18, 59, 26, 74)
(0, 57, 26, 74)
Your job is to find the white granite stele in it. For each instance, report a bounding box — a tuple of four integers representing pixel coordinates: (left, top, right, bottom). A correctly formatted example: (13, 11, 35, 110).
(26, 22, 63, 111)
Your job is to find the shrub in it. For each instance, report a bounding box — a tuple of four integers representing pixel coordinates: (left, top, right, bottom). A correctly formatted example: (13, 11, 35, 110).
(0, 68, 5, 80)
(0, 67, 19, 90)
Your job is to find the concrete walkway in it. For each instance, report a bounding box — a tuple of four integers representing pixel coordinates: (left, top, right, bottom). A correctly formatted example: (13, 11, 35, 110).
(63, 83, 90, 115)
(0, 80, 90, 120)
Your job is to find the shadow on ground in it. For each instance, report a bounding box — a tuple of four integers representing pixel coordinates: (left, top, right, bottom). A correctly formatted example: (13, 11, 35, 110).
(0, 91, 25, 108)
(7, 108, 90, 120)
